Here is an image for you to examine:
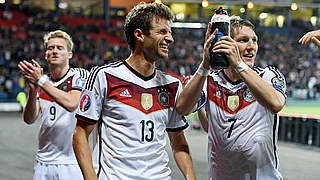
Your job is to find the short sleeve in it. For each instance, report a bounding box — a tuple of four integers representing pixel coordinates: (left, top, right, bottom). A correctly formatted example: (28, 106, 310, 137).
(263, 66, 287, 96)
(75, 67, 105, 125)
(72, 68, 89, 91)
(166, 81, 189, 131)
(196, 78, 208, 111)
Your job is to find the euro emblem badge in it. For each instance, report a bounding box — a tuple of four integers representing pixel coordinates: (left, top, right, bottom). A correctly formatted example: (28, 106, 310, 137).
(141, 93, 153, 110)
(227, 95, 239, 111)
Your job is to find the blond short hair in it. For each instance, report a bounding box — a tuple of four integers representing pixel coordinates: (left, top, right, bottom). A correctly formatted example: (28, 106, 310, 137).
(43, 30, 74, 52)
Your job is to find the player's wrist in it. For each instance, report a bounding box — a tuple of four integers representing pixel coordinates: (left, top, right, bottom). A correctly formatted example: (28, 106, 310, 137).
(197, 63, 210, 77)
(37, 76, 46, 87)
(196, 66, 210, 77)
(234, 61, 249, 73)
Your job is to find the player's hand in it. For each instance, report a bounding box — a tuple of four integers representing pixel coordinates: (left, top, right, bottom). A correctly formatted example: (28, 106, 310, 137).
(299, 30, 320, 48)
(18, 59, 43, 84)
(202, 22, 218, 70)
(26, 79, 39, 90)
(212, 36, 242, 68)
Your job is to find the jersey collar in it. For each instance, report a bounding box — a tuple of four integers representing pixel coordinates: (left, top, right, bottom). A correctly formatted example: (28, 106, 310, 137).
(123, 61, 156, 81)
(50, 68, 71, 82)
(222, 70, 243, 85)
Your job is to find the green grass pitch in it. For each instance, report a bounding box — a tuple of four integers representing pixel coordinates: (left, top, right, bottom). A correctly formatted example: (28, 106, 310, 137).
(281, 100, 320, 116)
(281, 106, 320, 116)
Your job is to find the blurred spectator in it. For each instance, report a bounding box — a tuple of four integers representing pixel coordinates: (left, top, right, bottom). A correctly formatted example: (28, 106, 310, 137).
(0, 6, 320, 102)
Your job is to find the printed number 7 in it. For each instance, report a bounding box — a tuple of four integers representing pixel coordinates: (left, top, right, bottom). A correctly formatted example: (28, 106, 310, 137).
(227, 118, 237, 138)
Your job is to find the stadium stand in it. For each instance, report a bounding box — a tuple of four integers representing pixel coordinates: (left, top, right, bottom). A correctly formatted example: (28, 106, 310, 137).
(0, 6, 319, 102)
(0, 3, 320, 149)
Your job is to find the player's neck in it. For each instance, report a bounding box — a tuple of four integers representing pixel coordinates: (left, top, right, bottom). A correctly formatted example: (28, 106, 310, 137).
(49, 64, 70, 81)
(126, 53, 155, 77)
(224, 68, 241, 82)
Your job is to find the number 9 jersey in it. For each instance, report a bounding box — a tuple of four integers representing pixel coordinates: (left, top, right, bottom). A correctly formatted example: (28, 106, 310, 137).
(75, 61, 188, 180)
(36, 68, 89, 164)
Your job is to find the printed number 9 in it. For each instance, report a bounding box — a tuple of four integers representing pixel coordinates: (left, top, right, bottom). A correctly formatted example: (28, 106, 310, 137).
(49, 106, 56, 121)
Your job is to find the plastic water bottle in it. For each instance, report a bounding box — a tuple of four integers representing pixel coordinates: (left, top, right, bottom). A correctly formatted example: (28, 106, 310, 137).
(210, 7, 230, 69)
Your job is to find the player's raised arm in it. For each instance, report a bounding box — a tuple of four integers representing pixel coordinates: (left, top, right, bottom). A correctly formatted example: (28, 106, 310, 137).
(176, 23, 217, 116)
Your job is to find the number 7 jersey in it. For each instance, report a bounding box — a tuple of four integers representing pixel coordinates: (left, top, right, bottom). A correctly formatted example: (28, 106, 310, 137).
(75, 61, 188, 180)
(200, 66, 286, 179)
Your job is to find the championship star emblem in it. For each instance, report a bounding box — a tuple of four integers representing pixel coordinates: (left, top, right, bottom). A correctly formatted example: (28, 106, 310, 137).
(227, 95, 239, 111)
(141, 93, 153, 110)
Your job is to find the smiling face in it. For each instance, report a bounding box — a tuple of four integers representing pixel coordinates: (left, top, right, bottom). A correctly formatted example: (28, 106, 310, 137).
(232, 26, 258, 68)
(142, 17, 174, 61)
(45, 37, 72, 66)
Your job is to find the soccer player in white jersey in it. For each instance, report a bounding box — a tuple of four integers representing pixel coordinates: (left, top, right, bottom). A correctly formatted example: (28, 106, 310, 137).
(177, 16, 287, 180)
(72, 2, 196, 180)
(18, 30, 88, 180)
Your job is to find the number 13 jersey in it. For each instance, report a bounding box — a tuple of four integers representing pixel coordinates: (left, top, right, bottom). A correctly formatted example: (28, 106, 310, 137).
(76, 61, 188, 180)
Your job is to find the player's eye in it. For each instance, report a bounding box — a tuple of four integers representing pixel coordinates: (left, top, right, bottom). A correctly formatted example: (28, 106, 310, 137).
(238, 38, 248, 43)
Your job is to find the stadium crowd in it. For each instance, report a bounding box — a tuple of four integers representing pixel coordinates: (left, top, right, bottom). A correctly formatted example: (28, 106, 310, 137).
(0, 6, 320, 102)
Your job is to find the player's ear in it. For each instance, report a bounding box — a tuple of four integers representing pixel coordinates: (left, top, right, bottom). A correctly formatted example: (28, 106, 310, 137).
(68, 51, 73, 59)
(134, 29, 144, 43)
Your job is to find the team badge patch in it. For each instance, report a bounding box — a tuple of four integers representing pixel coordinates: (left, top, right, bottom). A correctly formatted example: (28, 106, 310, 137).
(60, 82, 69, 92)
(227, 95, 239, 111)
(141, 93, 153, 110)
(243, 88, 255, 102)
(80, 94, 91, 112)
(158, 91, 169, 107)
(271, 77, 285, 93)
(75, 78, 86, 88)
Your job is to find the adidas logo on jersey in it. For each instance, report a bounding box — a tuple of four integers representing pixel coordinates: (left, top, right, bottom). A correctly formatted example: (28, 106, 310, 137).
(120, 89, 132, 97)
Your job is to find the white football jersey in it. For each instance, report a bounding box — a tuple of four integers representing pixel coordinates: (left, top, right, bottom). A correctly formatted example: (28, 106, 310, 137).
(36, 68, 89, 164)
(76, 61, 188, 180)
(199, 66, 286, 179)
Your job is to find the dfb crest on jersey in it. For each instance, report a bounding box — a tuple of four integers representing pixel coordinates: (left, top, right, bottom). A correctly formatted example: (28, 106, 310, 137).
(80, 94, 91, 112)
(141, 93, 153, 110)
(158, 91, 169, 107)
(243, 88, 255, 102)
(60, 82, 69, 92)
(227, 95, 239, 111)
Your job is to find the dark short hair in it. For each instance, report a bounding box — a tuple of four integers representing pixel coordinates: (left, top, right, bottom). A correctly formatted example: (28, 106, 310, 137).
(230, 16, 255, 38)
(124, 2, 174, 51)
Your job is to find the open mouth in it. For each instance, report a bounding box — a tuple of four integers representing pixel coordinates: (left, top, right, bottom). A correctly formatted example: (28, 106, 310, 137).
(243, 54, 254, 58)
(159, 43, 168, 51)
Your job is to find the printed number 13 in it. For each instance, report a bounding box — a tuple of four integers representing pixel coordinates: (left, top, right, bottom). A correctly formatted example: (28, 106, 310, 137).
(140, 120, 154, 142)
